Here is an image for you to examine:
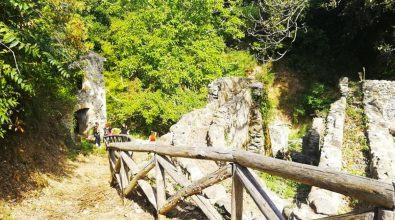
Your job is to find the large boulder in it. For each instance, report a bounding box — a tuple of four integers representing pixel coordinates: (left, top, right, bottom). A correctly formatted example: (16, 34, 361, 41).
(308, 97, 347, 215)
(165, 76, 265, 153)
(302, 117, 325, 164)
(159, 77, 283, 217)
(268, 121, 290, 157)
(363, 80, 395, 183)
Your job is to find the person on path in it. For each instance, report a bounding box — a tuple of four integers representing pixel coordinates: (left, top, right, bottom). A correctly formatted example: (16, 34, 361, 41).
(120, 123, 129, 135)
(149, 131, 157, 142)
(93, 122, 100, 147)
(104, 123, 112, 136)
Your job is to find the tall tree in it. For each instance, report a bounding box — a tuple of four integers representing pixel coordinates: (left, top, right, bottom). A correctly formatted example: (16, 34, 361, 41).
(0, 0, 91, 137)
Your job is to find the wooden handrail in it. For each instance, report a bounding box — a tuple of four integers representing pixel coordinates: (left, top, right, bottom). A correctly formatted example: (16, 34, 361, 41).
(159, 164, 232, 215)
(108, 141, 395, 209)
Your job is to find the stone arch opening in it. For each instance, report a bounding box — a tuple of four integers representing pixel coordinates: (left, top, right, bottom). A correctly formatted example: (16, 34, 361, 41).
(74, 108, 90, 135)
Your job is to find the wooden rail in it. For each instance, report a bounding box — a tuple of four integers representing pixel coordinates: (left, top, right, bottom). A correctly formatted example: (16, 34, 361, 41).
(105, 135, 395, 220)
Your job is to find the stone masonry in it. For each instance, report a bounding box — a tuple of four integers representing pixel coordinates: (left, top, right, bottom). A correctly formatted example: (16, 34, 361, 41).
(73, 52, 107, 137)
(158, 77, 286, 217)
(363, 80, 395, 183)
(307, 78, 348, 216)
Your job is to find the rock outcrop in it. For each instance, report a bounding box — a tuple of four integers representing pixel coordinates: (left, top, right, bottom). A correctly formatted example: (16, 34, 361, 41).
(301, 117, 325, 164)
(159, 77, 286, 216)
(73, 52, 107, 136)
(162, 77, 265, 152)
(305, 78, 349, 216)
(268, 121, 290, 157)
(363, 80, 395, 183)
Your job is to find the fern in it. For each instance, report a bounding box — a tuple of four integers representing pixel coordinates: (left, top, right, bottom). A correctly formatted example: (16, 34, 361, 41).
(43, 52, 71, 78)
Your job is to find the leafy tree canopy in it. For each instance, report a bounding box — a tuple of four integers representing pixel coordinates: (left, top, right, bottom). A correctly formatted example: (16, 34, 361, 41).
(0, 0, 91, 137)
(90, 0, 257, 133)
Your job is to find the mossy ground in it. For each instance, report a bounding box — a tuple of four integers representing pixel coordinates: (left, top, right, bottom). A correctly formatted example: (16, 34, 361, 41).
(341, 81, 371, 212)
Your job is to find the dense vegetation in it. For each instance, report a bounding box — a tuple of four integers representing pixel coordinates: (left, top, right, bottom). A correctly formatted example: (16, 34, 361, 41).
(90, 1, 256, 133)
(0, 0, 91, 137)
(0, 0, 394, 138)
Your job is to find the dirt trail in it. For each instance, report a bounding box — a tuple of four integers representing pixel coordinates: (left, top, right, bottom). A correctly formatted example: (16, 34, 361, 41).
(8, 154, 154, 220)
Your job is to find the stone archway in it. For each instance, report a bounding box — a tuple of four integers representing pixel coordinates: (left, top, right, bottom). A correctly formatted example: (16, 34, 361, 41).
(74, 108, 90, 135)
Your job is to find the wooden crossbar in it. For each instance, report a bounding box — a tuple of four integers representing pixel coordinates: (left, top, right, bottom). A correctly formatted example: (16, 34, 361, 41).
(108, 141, 395, 209)
(234, 164, 284, 220)
(156, 155, 223, 220)
(159, 164, 232, 215)
(105, 135, 395, 220)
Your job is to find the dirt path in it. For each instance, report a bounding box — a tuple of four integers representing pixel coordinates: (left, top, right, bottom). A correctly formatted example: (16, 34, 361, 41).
(8, 154, 154, 220)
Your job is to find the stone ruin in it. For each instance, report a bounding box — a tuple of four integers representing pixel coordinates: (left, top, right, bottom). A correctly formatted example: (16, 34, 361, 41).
(287, 78, 395, 219)
(158, 77, 286, 218)
(161, 77, 265, 153)
(363, 80, 395, 182)
(72, 52, 107, 137)
(153, 75, 395, 219)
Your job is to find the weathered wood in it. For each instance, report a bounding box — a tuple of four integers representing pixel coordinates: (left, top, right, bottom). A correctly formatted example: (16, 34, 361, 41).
(120, 151, 139, 174)
(156, 155, 222, 220)
(159, 164, 232, 215)
(115, 173, 121, 188)
(316, 208, 376, 220)
(114, 157, 121, 173)
(119, 151, 157, 210)
(231, 164, 243, 220)
(235, 165, 284, 220)
(124, 159, 155, 197)
(108, 149, 116, 168)
(108, 150, 116, 186)
(119, 159, 129, 191)
(105, 134, 133, 144)
(108, 142, 395, 209)
(110, 142, 234, 161)
(155, 155, 166, 220)
(137, 179, 158, 210)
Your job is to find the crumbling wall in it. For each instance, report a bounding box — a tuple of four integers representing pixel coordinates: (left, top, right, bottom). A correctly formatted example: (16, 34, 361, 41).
(363, 80, 395, 183)
(74, 52, 107, 136)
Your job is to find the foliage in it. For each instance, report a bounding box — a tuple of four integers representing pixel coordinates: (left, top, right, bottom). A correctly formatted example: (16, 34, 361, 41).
(68, 139, 106, 160)
(260, 172, 310, 200)
(0, 0, 90, 137)
(243, 0, 308, 61)
(284, 0, 395, 80)
(90, 0, 256, 134)
(255, 62, 276, 124)
(0, 0, 91, 138)
(293, 83, 337, 122)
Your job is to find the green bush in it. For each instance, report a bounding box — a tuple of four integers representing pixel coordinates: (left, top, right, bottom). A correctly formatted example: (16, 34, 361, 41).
(93, 0, 256, 134)
(293, 83, 337, 122)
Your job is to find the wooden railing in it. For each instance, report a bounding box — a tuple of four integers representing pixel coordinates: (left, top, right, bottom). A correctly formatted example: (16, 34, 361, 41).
(105, 135, 395, 220)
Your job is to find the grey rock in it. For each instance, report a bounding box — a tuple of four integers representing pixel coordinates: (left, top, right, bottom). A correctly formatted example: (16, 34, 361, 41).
(158, 133, 173, 145)
(169, 77, 265, 152)
(302, 117, 325, 164)
(339, 77, 349, 97)
(269, 121, 289, 157)
(363, 80, 395, 183)
(286, 203, 326, 220)
(307, 97, 347, 215)
(74, 52, 107, 137)
(308, 188, 344, 215)
(161, 77, 283, 219)
(202, 185, 227, 205)
(377, 208, 395, 220)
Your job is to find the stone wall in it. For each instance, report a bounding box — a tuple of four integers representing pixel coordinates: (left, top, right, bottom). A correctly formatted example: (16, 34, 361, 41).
(158, 77, 283, 217)
(307, 78, 348, 216)
(302, 117, 325, 164)
(74, 52, 107, 137)
(162, 77, 264, 152)
(363, 80, 395, 183)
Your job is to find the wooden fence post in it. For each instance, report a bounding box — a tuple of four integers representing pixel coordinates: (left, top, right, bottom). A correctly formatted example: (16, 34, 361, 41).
(232, 163, 243, 220)
(156, 154, 166, 220)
